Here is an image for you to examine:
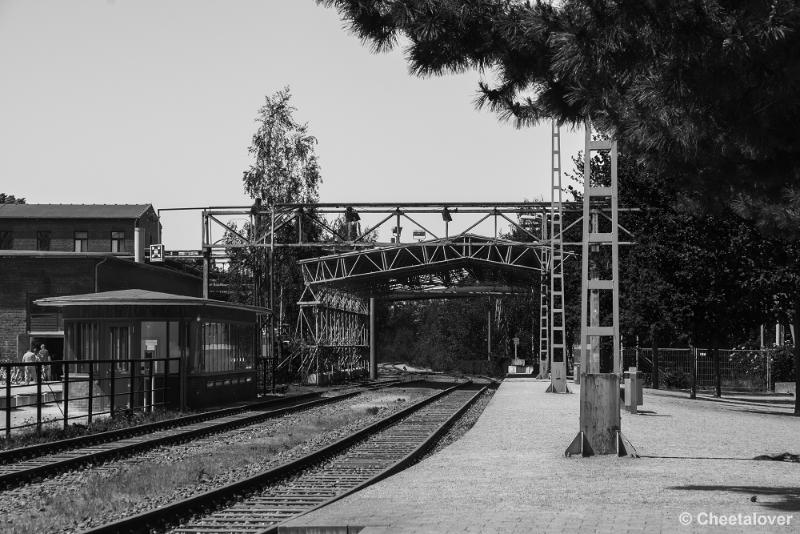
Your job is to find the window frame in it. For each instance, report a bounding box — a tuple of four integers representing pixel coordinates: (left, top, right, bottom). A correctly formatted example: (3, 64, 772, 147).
(0, 230, 13, 250)
(110, 231, 125, 253)
(36, 230, 51, 251)
(74, 231, 88, 252)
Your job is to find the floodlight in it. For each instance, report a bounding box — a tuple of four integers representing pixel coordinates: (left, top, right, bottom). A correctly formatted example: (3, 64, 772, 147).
(441, 207, 453, 222)
(345, 206, 360, 222)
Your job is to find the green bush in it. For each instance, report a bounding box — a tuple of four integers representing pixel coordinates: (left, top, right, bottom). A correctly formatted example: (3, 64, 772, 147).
(771, 346, 796, 383)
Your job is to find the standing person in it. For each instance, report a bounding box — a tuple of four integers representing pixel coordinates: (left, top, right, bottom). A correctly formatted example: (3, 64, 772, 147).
(22, 345, 37, 385)
(38, 344, 51, 381)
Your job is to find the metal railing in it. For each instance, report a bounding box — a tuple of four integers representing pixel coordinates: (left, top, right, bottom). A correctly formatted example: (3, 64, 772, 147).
(622, 347, 773, 392)
(0, 357, 180, 439)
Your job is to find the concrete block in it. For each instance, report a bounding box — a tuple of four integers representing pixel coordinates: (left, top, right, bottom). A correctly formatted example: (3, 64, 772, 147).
(0, 396, 17, 409)
(775, 382, 796, 395)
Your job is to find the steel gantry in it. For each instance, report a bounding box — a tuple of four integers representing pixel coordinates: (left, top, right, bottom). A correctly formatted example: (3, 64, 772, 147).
(547, 121, 569, 393)
(161, 202, 568, 383)
(156, 184, 633, 385)
(537, 214, 550, 379)
(566, 119, 627, 457)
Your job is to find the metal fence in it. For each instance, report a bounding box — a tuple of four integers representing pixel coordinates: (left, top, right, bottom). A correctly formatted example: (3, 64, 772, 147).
(622, 347, 773, 392)
(0, 357, 180, 439)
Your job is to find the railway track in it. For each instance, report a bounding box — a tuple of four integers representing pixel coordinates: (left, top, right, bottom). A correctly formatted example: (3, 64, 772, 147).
(0, 379, 402, 489)
(84, 380, 487, 534)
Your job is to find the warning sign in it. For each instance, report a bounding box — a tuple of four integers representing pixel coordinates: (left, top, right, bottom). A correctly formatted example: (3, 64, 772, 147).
(149, 244, 164, 263)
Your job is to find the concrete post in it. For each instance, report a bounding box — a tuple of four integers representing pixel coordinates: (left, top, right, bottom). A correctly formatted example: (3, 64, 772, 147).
(369, 297, 377, 380)
(134, 227, 143, 263)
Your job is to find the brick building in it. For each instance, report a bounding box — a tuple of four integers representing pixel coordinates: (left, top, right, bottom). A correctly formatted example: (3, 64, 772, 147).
(0, 252, 202, 367)
(0, 204, 160, 257)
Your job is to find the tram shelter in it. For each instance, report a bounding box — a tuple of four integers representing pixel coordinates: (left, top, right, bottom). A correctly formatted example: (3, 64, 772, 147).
(35, 289, 269, 410)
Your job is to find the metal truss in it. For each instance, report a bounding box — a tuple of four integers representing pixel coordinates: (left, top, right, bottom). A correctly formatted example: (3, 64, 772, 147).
(579, 120, 621, 375)
(289, 285, 369, 380)
(297, 234, 543, 295)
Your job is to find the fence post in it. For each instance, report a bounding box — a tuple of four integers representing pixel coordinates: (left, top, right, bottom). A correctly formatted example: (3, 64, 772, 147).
(162, 358, 168, 408)
(36, 363, 42, 433)
(5, 363, 11, 440)
(109, 361, 115, 418)
(130, 361, 136, 412)
(63, 363, 69, 430)
(713, 347, 722, 398)
(148, 360, 154, 413)
(765, 349, 771, 393)
(87, 363, 94, 425)
(690, 347, 697, 399)
(652, 345, 660, 390)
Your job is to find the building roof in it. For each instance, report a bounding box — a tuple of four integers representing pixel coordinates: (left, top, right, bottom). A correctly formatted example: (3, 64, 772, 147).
(0, 204, 154, 219)
(35, 289, 270, 315)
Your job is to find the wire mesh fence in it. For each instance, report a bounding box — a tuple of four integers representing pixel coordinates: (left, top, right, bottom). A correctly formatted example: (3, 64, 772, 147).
(622, 347, 775, 392)
(0, 357, 180, 439)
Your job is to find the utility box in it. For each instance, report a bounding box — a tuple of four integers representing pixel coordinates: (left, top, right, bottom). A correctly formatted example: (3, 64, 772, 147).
(623, 366, 643, 414)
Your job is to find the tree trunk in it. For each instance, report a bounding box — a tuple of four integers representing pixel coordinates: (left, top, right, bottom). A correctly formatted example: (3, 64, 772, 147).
(713, 346, 722, 398)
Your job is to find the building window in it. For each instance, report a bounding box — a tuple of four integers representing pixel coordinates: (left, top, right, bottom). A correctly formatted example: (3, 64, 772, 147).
(0, 231, 12, 250)
(196, 322, 255, 373)
(36, 231, 51, 251)
(74, 231, 88, 252)
(111, 231, 125, 252)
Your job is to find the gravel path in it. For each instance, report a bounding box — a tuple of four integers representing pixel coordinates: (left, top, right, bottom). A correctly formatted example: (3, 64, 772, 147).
(0, 386, 436, 534)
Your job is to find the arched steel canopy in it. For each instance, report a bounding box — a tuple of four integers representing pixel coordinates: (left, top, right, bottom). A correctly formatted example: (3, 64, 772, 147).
(297, 234, 543, 297)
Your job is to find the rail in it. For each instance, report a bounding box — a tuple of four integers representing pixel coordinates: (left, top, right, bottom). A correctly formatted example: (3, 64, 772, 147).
(82, 380, 484, 534)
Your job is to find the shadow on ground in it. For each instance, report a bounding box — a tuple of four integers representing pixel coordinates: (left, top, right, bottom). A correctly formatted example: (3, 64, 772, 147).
(670, 485, 800, 512)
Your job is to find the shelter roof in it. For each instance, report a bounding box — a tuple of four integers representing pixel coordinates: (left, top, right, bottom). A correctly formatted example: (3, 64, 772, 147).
(0, 204, 154, 219)
(35, 289, 270, 315)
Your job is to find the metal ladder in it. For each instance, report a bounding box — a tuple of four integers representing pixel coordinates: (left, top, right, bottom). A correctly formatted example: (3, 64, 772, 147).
(547, 121, 569, 392)
(537, 227, 550, 378)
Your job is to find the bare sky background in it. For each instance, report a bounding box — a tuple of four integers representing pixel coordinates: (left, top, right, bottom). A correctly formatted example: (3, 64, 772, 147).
(0, 0, 585, 249)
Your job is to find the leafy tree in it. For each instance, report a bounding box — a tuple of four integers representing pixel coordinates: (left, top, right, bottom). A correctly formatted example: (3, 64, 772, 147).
(320, 0, 800, 411)
(0, 194, 25, 204)
(243, 87, 321, 205)
(224, 88, 323, 331)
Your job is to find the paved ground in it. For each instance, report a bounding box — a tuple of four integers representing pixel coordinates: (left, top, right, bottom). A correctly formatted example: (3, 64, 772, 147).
(283, 378, 800, 533)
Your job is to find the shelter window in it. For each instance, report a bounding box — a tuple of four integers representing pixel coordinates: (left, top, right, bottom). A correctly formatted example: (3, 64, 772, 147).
(198, 322, 255, 372)
(108, 326, 130, 372)
(110, 231, 125, 252)
(66, 322, 99, 363)
(36, 231, 51, 251)
(0, 231, 12, 250)
(74, 231, 88, 252)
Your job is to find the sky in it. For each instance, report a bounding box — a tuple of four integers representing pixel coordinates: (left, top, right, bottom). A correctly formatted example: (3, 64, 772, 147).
(0, 0, 585, 249)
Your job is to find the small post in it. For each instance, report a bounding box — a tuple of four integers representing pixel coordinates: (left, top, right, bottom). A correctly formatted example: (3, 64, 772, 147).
(652, 343, 660, 390)
(179, 356, 187, 412)
(63, 364, 70, 430)
(202, 247, 211, 299)
(369, 297, 377, 380)
(5, 363, 11, 440)
(129, 361, 136, 411)
(109, 361, 115, 417)
(148, 360, 154, 412)
(713, 347, 722, 398)
(162, 357, 169, 407)
(487, 306, 491, 361)
(36, 363, 42, 433)
(88, 363, 94, 425)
